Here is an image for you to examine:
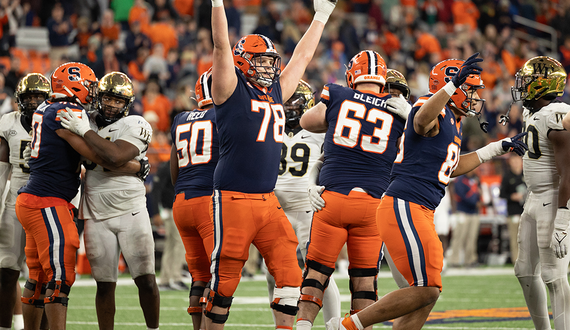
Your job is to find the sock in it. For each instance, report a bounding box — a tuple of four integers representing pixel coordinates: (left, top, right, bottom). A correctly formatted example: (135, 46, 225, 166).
(13, 314, 24, 330)
(351, 315, 364, 330)
(296, 320, 312, 330)
(0, 326, 11, 330)
(147, 328, 159, 330)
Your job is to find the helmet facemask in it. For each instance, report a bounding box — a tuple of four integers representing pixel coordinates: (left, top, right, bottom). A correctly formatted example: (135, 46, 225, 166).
(450, 82, 486, 118)
(17, 92, 48, 123)
(96, 92, 131, 126)
(248, 53, 281, 87)
(511, 56, 567, 105)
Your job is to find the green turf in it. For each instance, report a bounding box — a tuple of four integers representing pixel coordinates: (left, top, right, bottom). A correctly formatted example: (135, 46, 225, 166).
(65, 271, 541, 329)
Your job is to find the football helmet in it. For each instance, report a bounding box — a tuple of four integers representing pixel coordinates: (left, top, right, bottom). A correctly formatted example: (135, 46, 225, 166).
(94, 72, 134, 126)
(284, 80, 314, 129)
(15, 73, 50, 123)
(429, 58, 485, 117)
(195, 68, 213, 109)
(51, 62, 97, 105)
(233, 34, 281, 87)
(385, 69, 410, 100)
(345, 50, 387, 89)
(511, 56, 566, 103)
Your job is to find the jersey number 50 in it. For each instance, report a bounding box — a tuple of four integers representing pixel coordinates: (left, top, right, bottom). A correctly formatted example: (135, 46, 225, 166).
(175, 120, 213, 167)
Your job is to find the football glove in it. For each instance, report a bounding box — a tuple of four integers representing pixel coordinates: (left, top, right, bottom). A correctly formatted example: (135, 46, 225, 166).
(137, 157, 151, 181)
(313, 0, 337, 23)
(451, 52, 483, 88)
(308, 185, 325, 212)
(552, 208, 570, 259)
(475, 132, 528, 163)
(23, 143, 32, 163)
(61, 108, 92, 137)
(386, 94, 411, 120)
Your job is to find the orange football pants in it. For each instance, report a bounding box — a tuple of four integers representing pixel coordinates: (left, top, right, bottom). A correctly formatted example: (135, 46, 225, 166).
(377, 196, 443, 289)
(306, 190, 382, 269)
(210, 190, 302, 297)
(172, 194, 214, 283)
(16, 193, 79, 287)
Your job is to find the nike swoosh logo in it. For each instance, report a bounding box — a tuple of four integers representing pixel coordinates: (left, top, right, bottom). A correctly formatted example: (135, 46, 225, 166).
(132, 211, 140, 216)
(301, 135, 311, 139)
(533, 117, 540, 121)
(543, 202, 551, 207)
(109, 129, 118, 132)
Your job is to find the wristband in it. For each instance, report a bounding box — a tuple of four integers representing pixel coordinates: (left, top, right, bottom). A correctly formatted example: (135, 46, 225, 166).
(313, 12, 330, 24)
(211, 0, 223, 7)
(443, 81, 457, 97)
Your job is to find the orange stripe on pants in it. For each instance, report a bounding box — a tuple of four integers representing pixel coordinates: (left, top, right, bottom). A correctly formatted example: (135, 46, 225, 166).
(306, 190, 382, 269)
(377, 196, 443, 290)
(210, 190, 301, 297)
(172, 194, 214, 283)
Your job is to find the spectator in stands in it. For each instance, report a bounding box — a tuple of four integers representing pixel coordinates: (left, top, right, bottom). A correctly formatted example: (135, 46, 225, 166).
(176, 18, 197, 51)
(225, 0, 241, 40)
(74, 16, 94, 53)
(80, 34, 102, 69)
(129, 0, 152, 35)
(500, 154, 525, 264)
(109, 0, 130, 30)
(152, 0, 180, 22)
(148, 17, 179, 57)
(413, 22, 442, 65)
(98, 8, 121, 44)
(452, 0, 479, 32)
(143, 43, 170, 82)
(3, 55, 24, 92)
(128, 46, 149, 83)
(142, 80, 172, 132)
(124, 20, 151, 63)
(46, 2, 72, 61)
(448, 169, 482, 268)
(0, 72, 13, 116)
(92, 42, 121, 78)
(195, 28, 212, 77)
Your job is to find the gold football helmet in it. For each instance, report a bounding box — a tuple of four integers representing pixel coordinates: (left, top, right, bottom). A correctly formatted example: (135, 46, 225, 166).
(95, 72, 135, 126)
(385, 69, 410, 100)
(512, 56, 567, 102)
(15, 73, 50, 122)
(284, 80, 314, 129)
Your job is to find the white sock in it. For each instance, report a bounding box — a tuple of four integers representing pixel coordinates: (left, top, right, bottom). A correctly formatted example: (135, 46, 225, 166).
(147, 328, 159, 330)
(296, 319, 312, 330)
(0, 326, 12, 330)
(351, 315, 364, 330)
(13, 314, 24, 330)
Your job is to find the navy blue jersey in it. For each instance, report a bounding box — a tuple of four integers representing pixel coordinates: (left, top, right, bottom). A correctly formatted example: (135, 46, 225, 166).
(386, 94, 463, 210)
(20, 101, 83, 202)
(171, 108, 219, 199)
(318, 84, 406, 199)
(213, 67, 285, 193)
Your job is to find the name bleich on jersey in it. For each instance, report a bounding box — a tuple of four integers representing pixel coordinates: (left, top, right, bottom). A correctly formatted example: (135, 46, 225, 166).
(353, 92, 387, 107)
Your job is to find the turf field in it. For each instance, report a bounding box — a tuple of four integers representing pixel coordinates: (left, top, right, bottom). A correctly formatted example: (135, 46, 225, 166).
(60, 266, 545, 329)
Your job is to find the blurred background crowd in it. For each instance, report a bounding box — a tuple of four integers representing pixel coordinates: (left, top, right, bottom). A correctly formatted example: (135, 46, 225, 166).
(0, 0, 563, 275)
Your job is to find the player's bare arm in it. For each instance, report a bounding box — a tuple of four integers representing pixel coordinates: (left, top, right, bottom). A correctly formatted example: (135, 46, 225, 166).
(550, 129, 570, 208)
(56, 129, 140, 173)
(81, 130, 139, 166)
(211, 2, 237, 105)
(413, 91, 448, 136)
(300, 102, 328, 133)
(170, 144, 179, 185)
(280, 0, 336, 101)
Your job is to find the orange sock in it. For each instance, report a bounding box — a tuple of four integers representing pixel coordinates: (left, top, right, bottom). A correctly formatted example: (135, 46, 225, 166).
(342, 316, 359, 330)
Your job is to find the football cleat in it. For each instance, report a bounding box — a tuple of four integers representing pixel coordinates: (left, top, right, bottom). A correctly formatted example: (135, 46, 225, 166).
(345, 50, 387, 89)
(233, 34, 281, 87)
(15, 73, 51, 123)
(429, 58, 485, 118)
(325, 316, 348, 330)
(94, 72, 134, 126)
(51, 62, 97, 105)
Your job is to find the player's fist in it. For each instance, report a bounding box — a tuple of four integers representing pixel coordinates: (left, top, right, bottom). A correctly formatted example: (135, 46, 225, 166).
(501, 132, 528, 156)
(313, 0, 337, 23)
(308, 185, 325, 212)
(386, 94, 411, 120)
(451, 53, 483, 88)
(137, 157, 151, 181)
(23, 143, 32, 164)
(552, 208, 570, 259)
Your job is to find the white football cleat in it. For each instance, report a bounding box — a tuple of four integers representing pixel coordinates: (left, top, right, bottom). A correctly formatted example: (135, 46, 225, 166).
(325, 316, 347, 330)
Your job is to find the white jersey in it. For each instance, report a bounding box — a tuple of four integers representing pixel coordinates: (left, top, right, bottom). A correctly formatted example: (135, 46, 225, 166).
(522, 101, 570, 194)
(80, 115, 152, 220)
(0, 111, 31, 207)
(275, 129, 324, 211)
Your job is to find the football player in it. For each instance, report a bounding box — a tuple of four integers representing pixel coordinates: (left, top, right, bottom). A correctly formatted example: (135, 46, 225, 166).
(267, 80, 341, 325)
(59, 71, 159, 330)
(385, 69, 411, 101)
(296, 51, 410, 330)
(325, 53, 527, 330)
(510, 56, 570, 330)
(16, 63, 146, 330)
(170, 70, 217, 330)
(208, 0, 337, 327)
(0, 73, 50, 330)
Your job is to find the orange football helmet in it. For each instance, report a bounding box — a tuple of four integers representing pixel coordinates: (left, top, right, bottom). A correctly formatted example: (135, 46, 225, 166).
(195, 68, 213, 109)
(429, 59, 485, 117)
(345, 50, 387, 89)
(233, 34, 281, 87)
(51, 62, 98, 105)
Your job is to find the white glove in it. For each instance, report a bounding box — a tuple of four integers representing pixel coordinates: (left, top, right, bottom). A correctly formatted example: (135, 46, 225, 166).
(23, 143, 32, 163)
(386, 94, 411, 120)
(313, 0, 337, 24)
(307, 158, 325, 212)
(552, 208, 570, 259)
(61, 108, 92, 137)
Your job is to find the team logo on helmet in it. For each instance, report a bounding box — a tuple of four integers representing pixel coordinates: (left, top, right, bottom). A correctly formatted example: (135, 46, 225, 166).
(512, 56, 567, 102)
(51, 62, 98, 105)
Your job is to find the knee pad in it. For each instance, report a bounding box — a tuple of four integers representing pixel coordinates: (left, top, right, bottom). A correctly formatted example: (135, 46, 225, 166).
(541, 263, 567, 285)
(187, 283, 207, 315)
(348, 268, 378, 314)
(43, 281, 71, 307)
(204, 290, 233, 324)
(21, 280, 46, 308)
(299, 259, 335, 309)
(271, 286, 300, 315)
